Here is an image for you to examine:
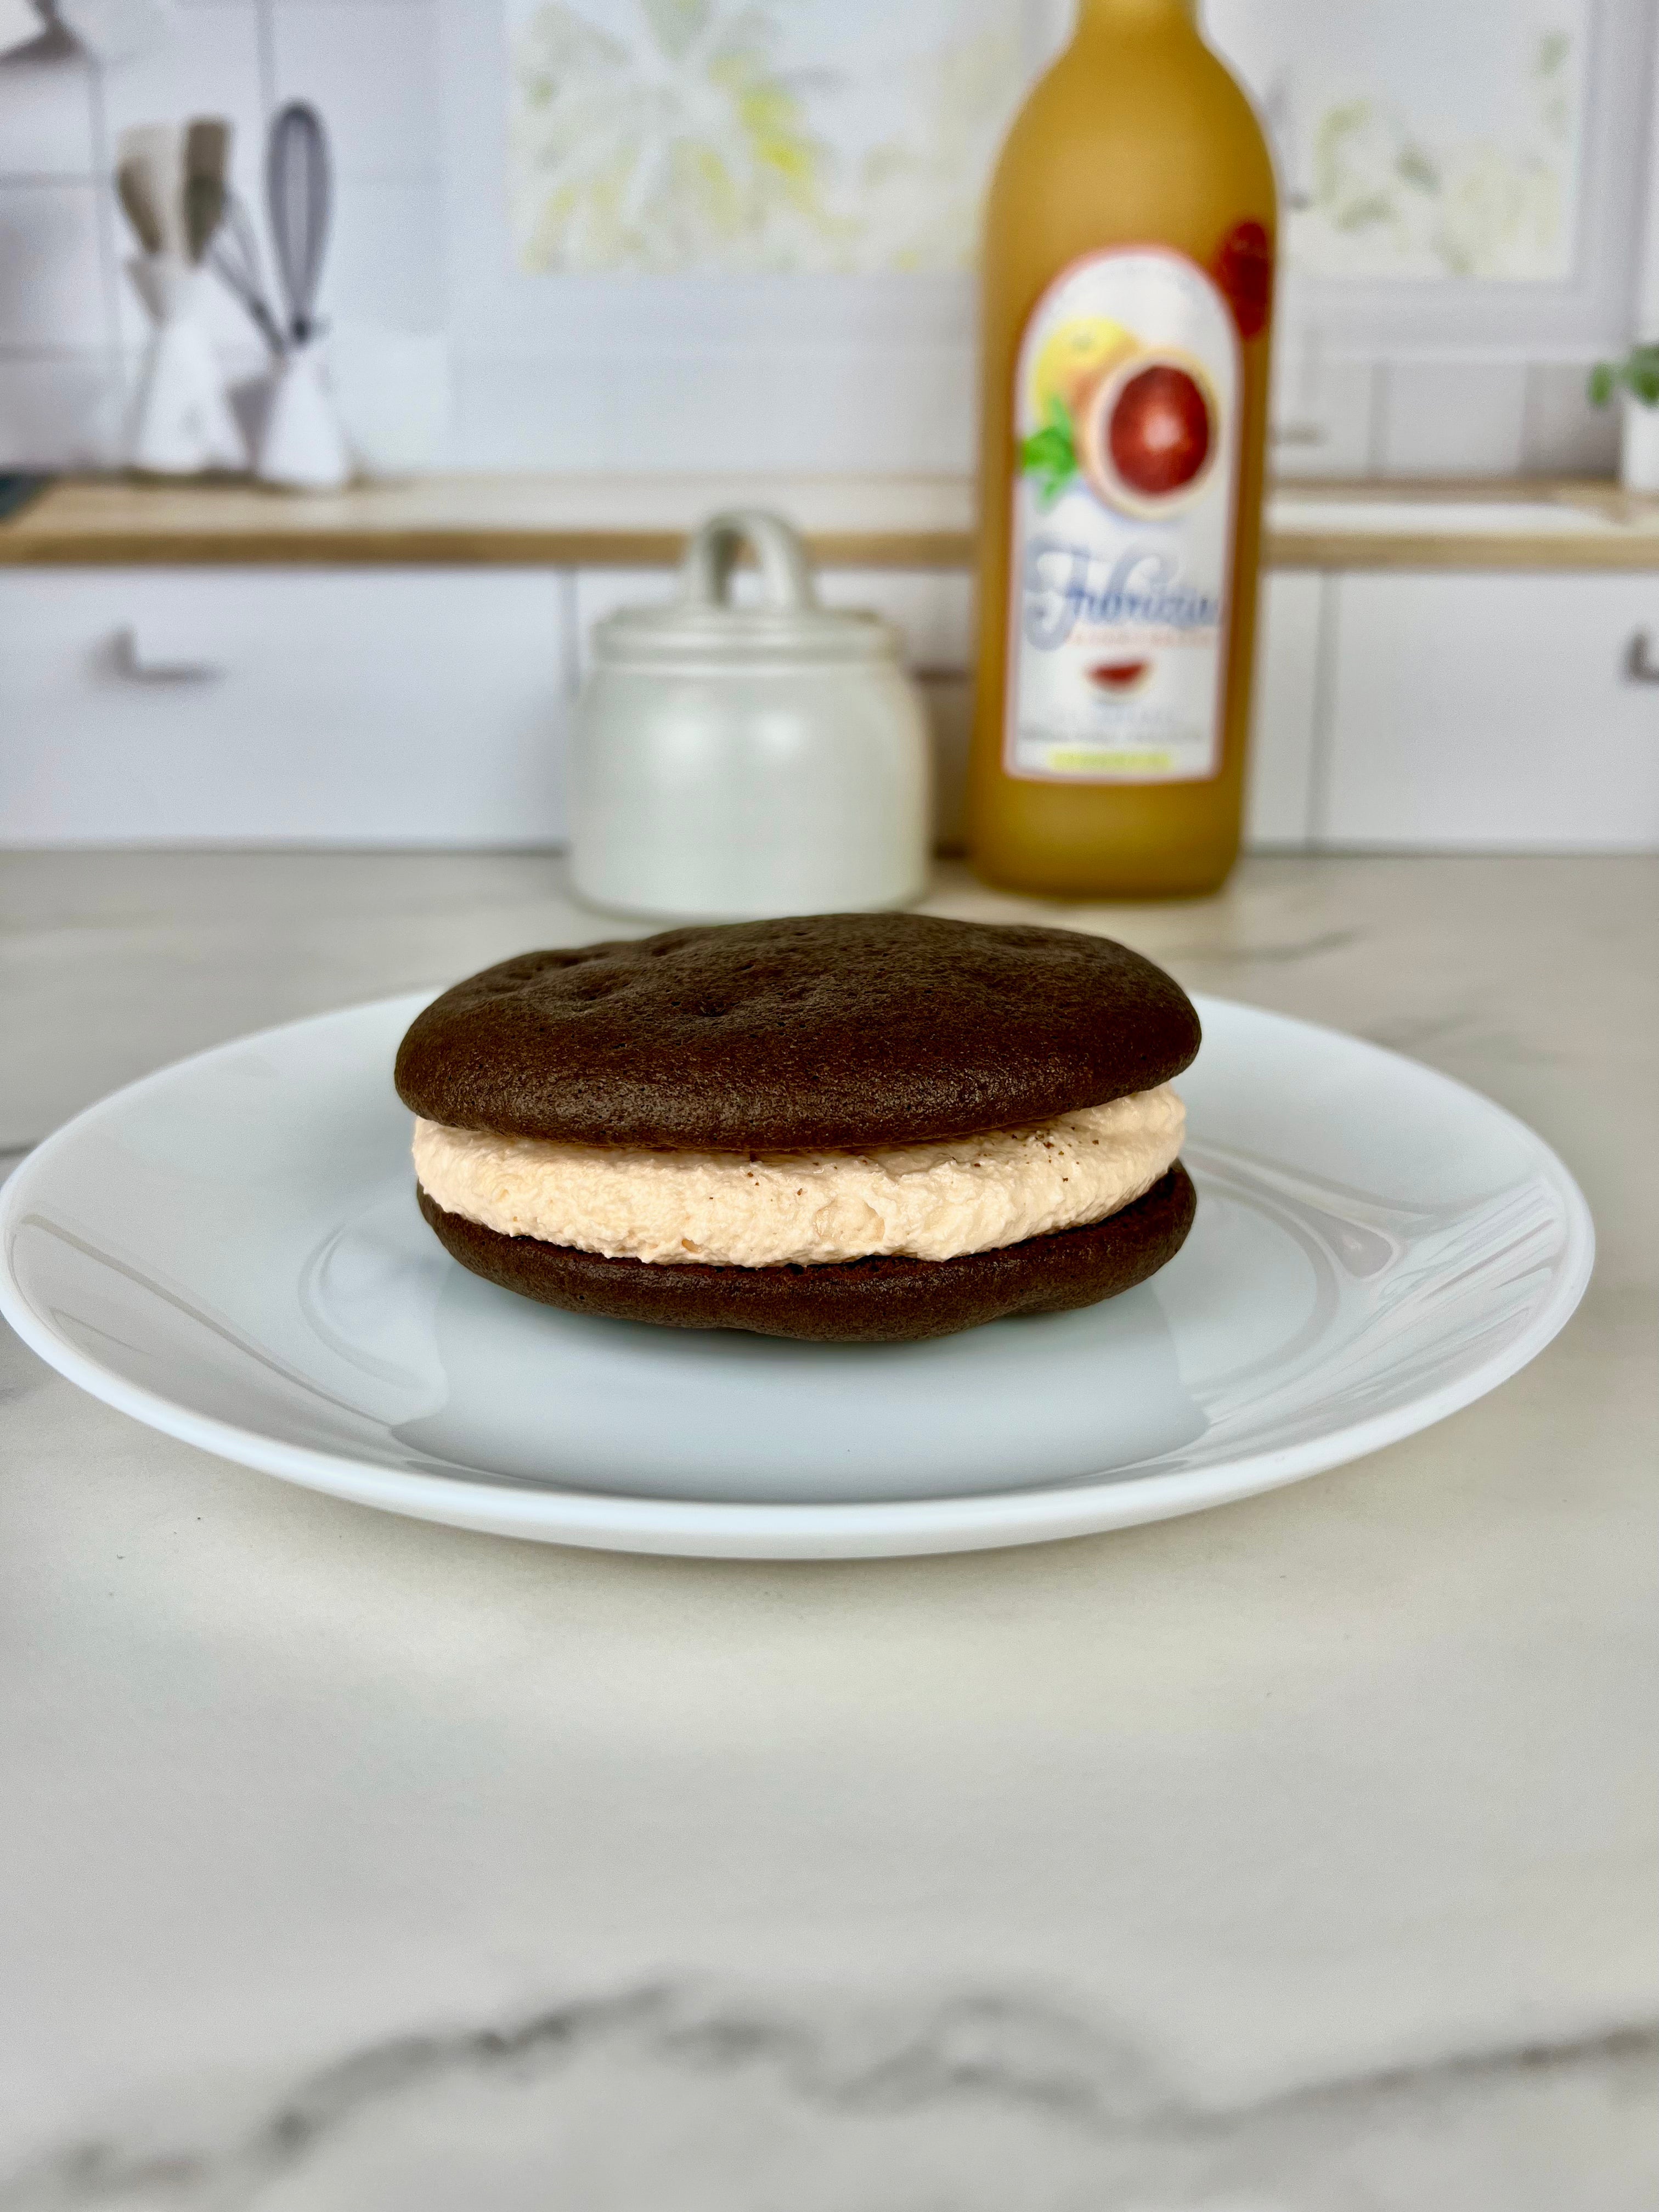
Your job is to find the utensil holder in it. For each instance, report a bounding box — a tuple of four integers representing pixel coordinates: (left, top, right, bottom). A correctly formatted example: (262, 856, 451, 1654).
(125, 256, 246, 476)
(257, 337, 352, 492)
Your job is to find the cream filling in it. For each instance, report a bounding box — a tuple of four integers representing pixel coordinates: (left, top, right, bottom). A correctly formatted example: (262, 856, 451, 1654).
(413, 1086, 1184, 1269)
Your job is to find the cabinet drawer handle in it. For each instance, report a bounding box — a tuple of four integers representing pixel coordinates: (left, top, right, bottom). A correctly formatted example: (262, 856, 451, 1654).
(1624, 631, 1659, 685)
(111, 627, 227, 684)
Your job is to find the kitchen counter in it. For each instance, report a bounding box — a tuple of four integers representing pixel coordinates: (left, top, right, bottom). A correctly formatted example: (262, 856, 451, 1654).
(5, 473, 1659, 570)
(1, 851, 1655, 2210)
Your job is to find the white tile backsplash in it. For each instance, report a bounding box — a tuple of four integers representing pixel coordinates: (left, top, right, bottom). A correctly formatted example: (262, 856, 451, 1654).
(98, 0, 265, 167)
(0, 349, 122, 464)
(452, 347, 979, 474)
(328, 321, 449, 466)
(270, 0, 438, 180)
(0, 16, 1650, 480)
(1522, 362, 1623, 475)
(0, 182, 109, 345)
(1378, 361, 1531, 477)
(318, 174, 443, 330)
(1270, 344, 1377, 477)
(0, 40, 97, 173)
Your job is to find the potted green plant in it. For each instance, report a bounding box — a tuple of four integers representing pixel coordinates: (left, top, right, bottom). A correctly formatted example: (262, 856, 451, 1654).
(1588, 344, 1659, 493)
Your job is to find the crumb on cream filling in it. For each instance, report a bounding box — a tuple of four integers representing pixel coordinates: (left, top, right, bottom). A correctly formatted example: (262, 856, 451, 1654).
(413, 1086, 1184, 1269)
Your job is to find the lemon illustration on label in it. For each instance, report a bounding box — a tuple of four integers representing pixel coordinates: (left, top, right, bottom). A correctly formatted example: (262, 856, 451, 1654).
(1029, 316, 1135, 421)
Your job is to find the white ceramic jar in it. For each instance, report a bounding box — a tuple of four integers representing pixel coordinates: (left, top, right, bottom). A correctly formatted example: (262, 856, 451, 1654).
(569, 509, 932, 920)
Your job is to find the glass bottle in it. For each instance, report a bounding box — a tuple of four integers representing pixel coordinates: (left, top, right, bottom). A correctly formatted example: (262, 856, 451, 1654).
(968, 0, 1276, 897)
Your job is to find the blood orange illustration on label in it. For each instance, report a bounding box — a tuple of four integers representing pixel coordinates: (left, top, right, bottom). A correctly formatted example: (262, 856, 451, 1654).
(1105, 362, 1212, 496)
(1006, 247, 1241, 786)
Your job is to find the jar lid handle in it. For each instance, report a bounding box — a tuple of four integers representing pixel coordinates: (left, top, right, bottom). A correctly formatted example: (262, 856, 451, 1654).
(680, 509, 819, 612)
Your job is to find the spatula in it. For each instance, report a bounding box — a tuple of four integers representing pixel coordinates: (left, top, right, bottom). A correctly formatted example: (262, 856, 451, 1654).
(115, 122, 182, 256)
(183, 116, 230, 263)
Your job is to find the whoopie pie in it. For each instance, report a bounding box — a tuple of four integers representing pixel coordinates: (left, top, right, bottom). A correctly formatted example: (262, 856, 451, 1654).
(394, 912, 1199, 1344)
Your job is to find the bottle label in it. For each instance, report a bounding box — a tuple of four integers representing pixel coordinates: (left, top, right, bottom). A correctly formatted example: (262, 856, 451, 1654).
(1005, 246, 1241, 785)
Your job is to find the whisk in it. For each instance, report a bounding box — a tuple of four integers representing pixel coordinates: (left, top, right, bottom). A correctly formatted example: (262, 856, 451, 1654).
(251, 100, 349, 488)
(210, 189, 286, 356)
(205, 102, 334, 358)
(266, 101, 332, 346)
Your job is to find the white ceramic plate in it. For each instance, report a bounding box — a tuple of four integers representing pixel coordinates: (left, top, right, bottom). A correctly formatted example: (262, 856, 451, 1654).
(0, 992, 1593, 1559)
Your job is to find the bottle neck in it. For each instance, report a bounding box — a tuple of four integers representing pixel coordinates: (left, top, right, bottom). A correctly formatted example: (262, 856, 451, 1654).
(1075, 0, 1197, 35)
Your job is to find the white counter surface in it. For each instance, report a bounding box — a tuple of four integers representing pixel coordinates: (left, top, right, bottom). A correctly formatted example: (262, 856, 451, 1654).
(1, 853, 1654, 2210)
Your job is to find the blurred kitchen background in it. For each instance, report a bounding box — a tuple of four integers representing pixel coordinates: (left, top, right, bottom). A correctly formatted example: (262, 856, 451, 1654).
(3, 0, 1654, 475)
(3, 0, 1659, 857)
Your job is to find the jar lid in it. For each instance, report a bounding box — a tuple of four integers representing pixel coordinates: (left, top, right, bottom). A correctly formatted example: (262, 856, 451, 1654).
(592, 509, 900, 667)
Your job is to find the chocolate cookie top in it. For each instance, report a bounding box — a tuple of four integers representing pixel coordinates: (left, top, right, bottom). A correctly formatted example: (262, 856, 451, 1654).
(395, 912, 1200, 1152)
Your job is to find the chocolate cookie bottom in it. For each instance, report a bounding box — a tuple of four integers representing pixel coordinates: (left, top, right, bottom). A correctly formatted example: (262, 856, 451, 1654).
(417, 1163, 1196, 1344)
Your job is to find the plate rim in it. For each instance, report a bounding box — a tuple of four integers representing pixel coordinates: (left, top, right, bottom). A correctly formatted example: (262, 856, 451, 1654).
(0, 989, 1596, 1559)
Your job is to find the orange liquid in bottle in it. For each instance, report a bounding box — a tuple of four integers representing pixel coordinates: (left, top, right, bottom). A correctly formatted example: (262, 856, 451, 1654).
(968, 0, 1276, 898)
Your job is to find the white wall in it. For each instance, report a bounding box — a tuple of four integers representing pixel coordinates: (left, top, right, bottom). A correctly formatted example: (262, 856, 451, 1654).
(0, 0, 1646, 476)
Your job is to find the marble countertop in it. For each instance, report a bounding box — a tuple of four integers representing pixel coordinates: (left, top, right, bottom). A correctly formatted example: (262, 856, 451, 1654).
(1, 852, 1654, 2210)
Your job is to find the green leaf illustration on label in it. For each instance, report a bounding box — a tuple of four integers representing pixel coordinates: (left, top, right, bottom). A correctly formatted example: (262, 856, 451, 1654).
(1019, 394, 1079, 509)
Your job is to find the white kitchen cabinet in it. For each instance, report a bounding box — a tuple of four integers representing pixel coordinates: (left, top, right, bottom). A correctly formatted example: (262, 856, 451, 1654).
(816, 570, 975, 673)
(0, 569, 569, 845)
(1244, 571, 1324, 848)
(1319, 572, 1659, 850)
(571, 566, 677, 663)
(12, 557, 1656, 855)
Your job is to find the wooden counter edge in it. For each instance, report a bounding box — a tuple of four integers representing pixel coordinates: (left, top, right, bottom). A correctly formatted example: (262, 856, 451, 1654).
(0, 526, 977, 569)
(9, 526, 1659, 571)
(5, 472, 1659, 571)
